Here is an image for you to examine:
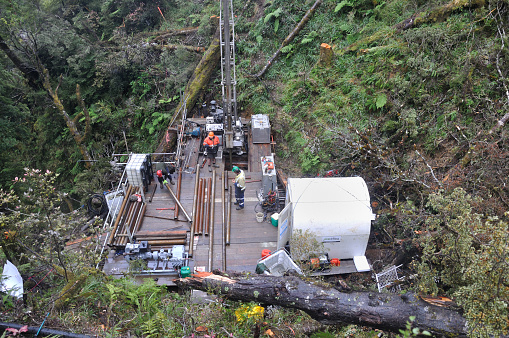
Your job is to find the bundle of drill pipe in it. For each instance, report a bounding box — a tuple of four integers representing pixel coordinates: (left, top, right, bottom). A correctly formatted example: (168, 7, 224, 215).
(107, 185, 147, 248)
(194, 177, 211, 236)
(134, 230, 187, 246)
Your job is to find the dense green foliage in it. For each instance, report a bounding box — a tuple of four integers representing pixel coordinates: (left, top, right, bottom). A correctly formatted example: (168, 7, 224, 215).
(1, 0, 509, 336)
(418, 188, 509, 336)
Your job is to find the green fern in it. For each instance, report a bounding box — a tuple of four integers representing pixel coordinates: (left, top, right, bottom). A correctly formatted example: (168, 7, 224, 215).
(141, 311, 166, 338)
(264, 7, 283, 33)
(335, 0, 353, 13)
(375, 93, 387, 109)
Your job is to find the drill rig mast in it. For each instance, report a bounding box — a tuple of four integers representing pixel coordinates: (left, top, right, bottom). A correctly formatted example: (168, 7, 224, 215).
(220, 0, 243, 155)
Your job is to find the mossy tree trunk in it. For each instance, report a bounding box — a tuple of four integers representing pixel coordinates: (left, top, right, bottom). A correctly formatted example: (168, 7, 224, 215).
(176, 272, 469, 337)
(0, 35, 93, 167)
(156, 23, 221, 153)
(41, 68, 93, 168)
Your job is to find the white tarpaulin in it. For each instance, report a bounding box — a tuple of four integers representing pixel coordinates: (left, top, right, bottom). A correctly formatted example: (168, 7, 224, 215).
(1, 260, 23, 299)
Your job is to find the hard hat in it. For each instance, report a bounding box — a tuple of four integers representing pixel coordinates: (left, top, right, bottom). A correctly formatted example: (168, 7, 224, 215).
(156, 170, 163, 177)
(208, 131, 214, 137)
(232, 166, 240, 173)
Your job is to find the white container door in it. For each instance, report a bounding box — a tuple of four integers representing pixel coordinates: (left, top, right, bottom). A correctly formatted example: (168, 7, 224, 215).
(277, 202, 292, 250)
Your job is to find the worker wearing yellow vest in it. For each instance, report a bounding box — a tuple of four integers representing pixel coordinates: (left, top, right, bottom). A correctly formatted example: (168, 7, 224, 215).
(203, 131, 220, 171)
(232, 166, 245, 210)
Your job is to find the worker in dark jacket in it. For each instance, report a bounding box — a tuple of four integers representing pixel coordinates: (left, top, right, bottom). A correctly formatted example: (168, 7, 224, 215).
(156, 165, 175, 189)
(232, 166, 245, 210)
(203, 131, 220, 171)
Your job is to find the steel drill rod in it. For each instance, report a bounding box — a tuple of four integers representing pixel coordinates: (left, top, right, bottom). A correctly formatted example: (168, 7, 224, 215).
(146, 239, 186, 246)
(221, 171, 226, 271)
(226, 188, 232, 245)
(197, 178, 203, 235)
(197, 178, 204, 235)
(135, 230, 187, 236)
(200, 178, 206, 235)
(117, 186, 139, 245)
(108, 184, 132, 245)
(164, 182, 192, 222)
(205, 177, 212, 236)
(117, 199, 135, 246)
(133, 203, 147, 234)
(148, 183, 156, 202)
(208, 170, 216, 272)
(134, 237, 186, 241)
(134, 232, 186, 238)
(174, 170, 183, 219)
(127, 201, 143, 244)
(189, 169, 200, 256)
(224, 171, 229, 190)
(201, 178, 207, 236)
(128, 200, 143, 244)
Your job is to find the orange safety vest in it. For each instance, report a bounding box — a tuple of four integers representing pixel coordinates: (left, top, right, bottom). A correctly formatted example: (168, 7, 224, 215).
(203, 136, 219, 146)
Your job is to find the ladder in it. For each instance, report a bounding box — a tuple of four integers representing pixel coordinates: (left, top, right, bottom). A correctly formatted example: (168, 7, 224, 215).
(219, 0, 237, 149)
(175, 94, 188, 169)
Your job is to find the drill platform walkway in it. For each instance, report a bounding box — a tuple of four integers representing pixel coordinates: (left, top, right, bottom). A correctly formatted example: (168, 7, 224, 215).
(101, 135, 278, 284)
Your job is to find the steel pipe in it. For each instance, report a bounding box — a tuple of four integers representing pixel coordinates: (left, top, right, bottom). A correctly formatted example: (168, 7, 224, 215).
(189, 169, 200, 256)
(221, 171, 226, 270)
(174, 170, 183, 219)
(108, 184, 132, 245)
(133, 203, 147, 234)
(224, 170, 229, 191)
(208, 170, 216, 272)
(164, 183, 192, 222)
(135, 230, 188, 237)
(124, 200, 141, 245)
(117, 199, 135, 246)
(226, 188, 232, 245)
(146, 239, 186, 246)
(126, 201, 142, 244)
(205, 178, 212, 236)
(200, 178, 206, 235)
(197, 178, 204, 235)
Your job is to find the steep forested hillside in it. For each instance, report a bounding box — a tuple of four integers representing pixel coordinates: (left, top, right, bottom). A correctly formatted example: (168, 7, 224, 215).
(1, 0, 508, 336)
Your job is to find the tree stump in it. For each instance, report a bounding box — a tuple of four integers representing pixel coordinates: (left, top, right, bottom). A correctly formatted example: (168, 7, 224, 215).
(318, 43, 333, 67)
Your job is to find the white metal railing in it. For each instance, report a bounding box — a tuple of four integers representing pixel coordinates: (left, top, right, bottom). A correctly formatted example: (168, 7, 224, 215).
(375, 264, 404, 292)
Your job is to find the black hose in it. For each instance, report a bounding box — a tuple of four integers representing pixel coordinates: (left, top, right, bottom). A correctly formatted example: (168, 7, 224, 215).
(0, 322, 90, 338)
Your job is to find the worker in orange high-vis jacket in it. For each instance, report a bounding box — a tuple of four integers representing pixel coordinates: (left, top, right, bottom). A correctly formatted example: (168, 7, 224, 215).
(203, 131, 220, 171)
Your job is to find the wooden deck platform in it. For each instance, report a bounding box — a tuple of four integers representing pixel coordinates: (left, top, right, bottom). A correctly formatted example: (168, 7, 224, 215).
(102, 129, 277, 284)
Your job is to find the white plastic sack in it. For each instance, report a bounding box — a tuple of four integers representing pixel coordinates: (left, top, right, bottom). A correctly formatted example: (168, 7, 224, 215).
(1, 260, 23, 299)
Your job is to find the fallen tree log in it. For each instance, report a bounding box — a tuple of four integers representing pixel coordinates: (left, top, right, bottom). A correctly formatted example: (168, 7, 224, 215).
(343, 0, 486, 54)
(175, 272, 469, 337)
(250, 0, 322, 78)
(151, 43, 206, 53)
(137, 27, 200, 39)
